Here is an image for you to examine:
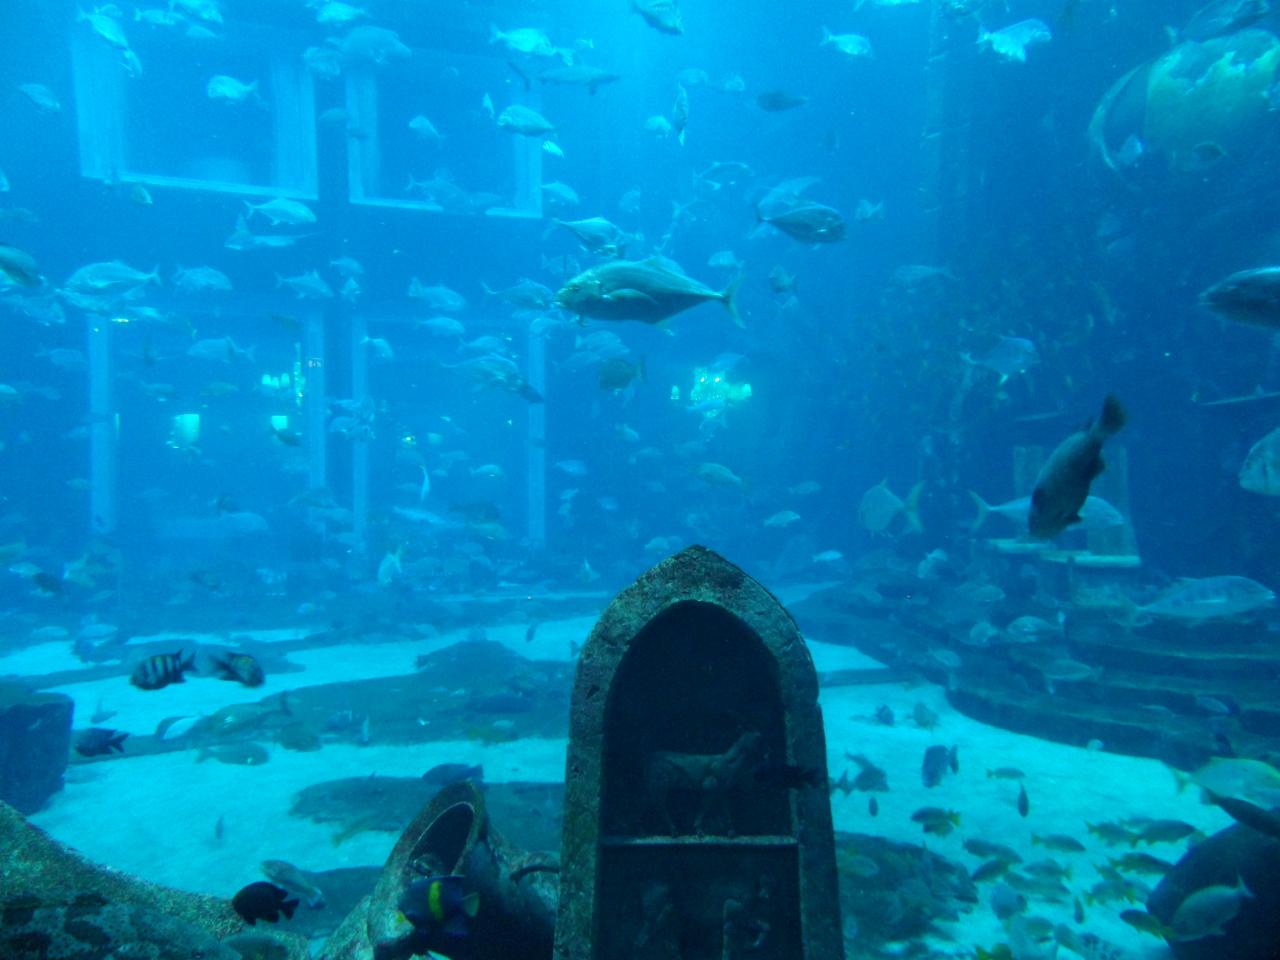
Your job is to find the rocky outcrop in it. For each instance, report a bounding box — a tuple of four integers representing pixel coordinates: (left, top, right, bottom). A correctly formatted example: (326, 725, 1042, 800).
(0, 800, 308, 960)
(0, 682, 72, 813)
(1149, 820, 1280, 960)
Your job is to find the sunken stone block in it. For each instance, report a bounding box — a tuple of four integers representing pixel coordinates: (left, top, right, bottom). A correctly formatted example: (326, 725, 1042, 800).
(556, 546, 843, 960)
(0, 682, 73, 813)
(1148, 821, 1280, 960)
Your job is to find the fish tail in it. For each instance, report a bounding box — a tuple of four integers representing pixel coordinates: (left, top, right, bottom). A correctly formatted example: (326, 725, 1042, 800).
(461, 891, 481, 917)
(487, 23, 502, 44)
(903, 481, 925, 533)
(721, 275, 744, 328)
(1097, 394, 1126, 437)
(967, 491, 990, 533)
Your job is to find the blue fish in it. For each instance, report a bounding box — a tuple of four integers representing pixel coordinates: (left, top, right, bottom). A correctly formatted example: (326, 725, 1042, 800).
(399, 875, 479, 938)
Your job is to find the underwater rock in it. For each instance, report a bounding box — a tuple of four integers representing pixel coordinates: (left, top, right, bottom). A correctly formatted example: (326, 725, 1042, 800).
(1148, 819, 1280, 960)
(0, 892, 242, 960)
(0, 800, 308, 959)
(322, 781, 557, 960)
(0, 682, 72, 813)
(291, 777, 564, 854)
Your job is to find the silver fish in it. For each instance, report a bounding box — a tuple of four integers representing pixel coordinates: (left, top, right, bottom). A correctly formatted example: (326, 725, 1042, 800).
(555, 256, 741, 326)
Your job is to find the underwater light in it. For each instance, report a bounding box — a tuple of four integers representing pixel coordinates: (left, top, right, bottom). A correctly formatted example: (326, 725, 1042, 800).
(168, 413, 200, 449)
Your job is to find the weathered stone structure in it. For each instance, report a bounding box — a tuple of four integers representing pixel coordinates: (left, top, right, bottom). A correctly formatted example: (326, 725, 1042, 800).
(555, 546, 843, 960)
(0, 799, 306, 960)
(322, 780, 558, 960)
(0, 682, 72, 814)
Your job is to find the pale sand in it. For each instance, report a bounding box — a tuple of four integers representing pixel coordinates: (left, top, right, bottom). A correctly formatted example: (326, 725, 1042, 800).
(28, 612, 1208, 957)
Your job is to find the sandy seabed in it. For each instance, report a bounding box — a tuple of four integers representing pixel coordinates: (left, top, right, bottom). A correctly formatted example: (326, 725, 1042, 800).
(16, 603, 1215, 959)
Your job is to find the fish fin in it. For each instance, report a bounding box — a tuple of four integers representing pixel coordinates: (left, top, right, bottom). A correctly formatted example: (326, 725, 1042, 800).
(721, 275, 744, 327)
(641, 255, 685, 273)
(1098, 394, 1126, 436)
(281, 897, 299, 919)
(967, 491, 991, 532)
(903, 481, 925, 533)
(461, 891, 480, 917)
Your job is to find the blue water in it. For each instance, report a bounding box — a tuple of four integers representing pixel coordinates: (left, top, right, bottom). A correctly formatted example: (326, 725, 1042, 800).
(2, 0, 1280, 956)
(1, 0, 1275, 603)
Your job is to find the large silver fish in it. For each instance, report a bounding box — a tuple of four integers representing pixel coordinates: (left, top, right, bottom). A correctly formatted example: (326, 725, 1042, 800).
(1200, 266, 1280, 330)
(555, 256, 741, 326)
(1028, 395, 1125, 539)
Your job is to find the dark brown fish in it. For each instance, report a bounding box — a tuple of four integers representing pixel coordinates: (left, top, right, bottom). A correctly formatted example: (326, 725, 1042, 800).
(1028, 395, 1125, 539)
(232, 881, 298, 925)
(922, 745, 957, 788)
(214, 652, 265, 687)
(74, 727, 128, 757)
